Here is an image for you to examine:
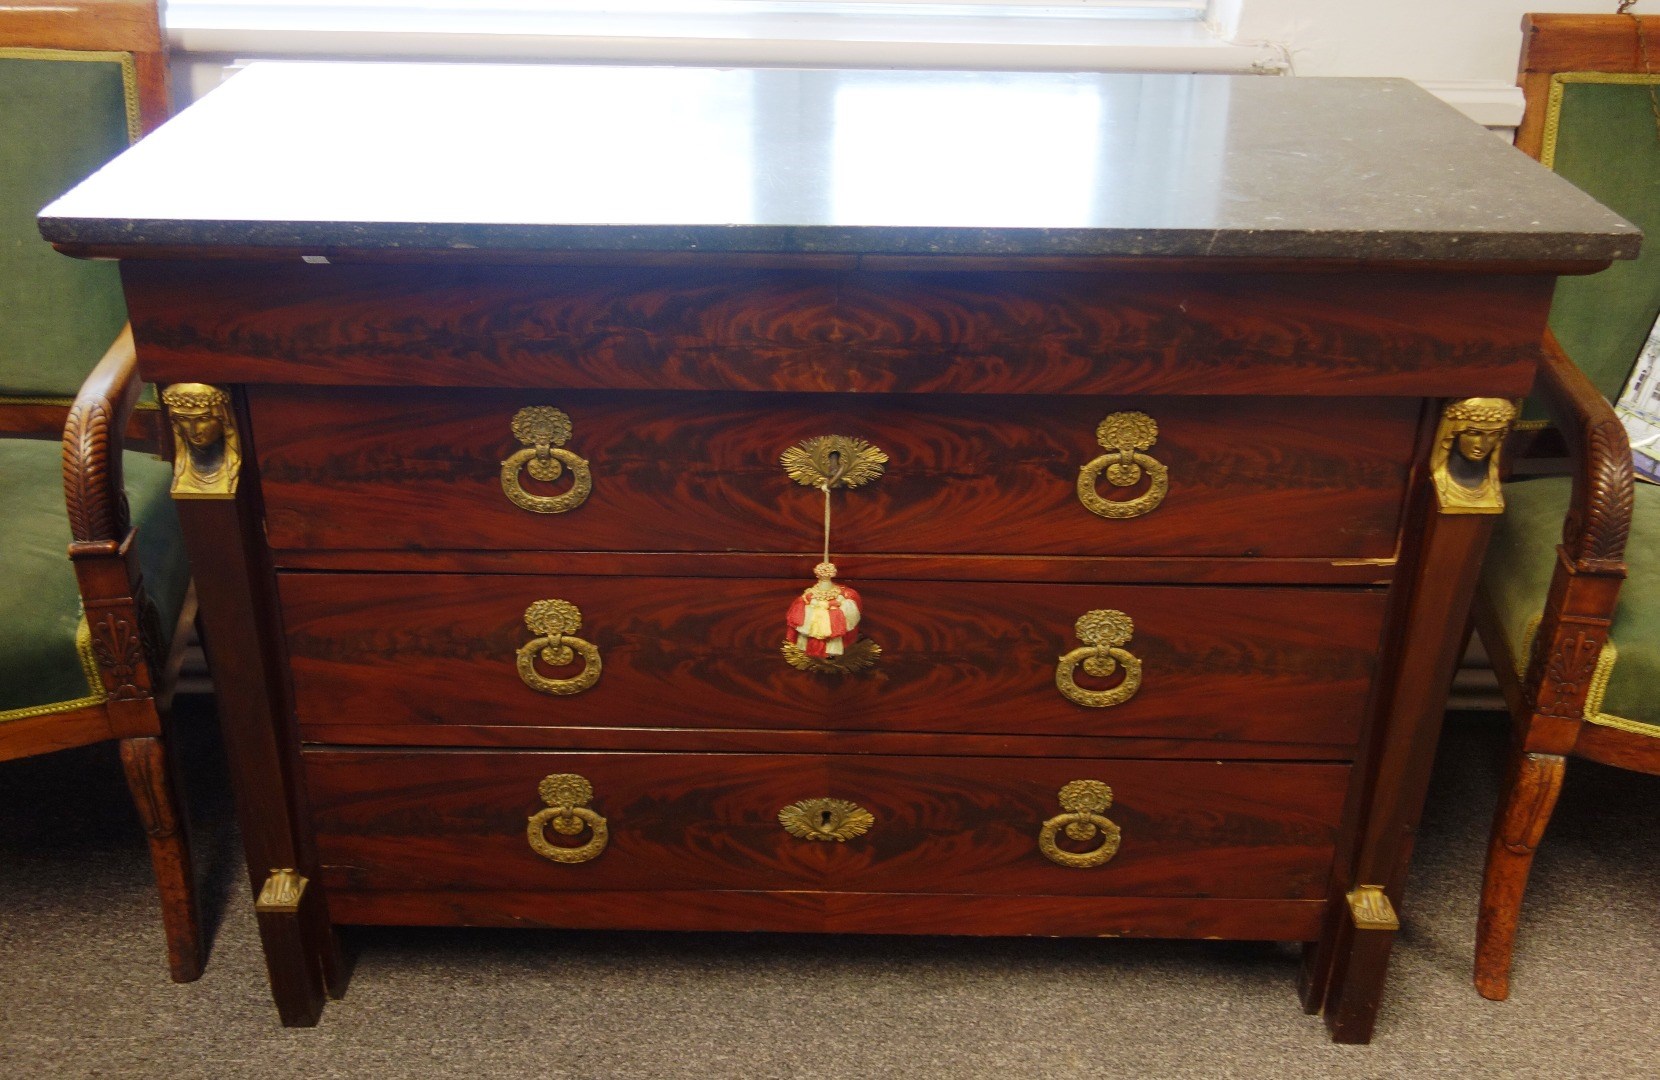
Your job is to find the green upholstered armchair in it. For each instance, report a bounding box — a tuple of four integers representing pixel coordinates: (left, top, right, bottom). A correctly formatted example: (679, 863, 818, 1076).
(1472, 12, 1660, 1001)
(0, 2, 202, 982)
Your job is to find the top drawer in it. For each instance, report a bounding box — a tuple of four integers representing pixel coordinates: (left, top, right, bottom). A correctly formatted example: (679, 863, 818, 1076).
(126, 263, 1550, 398)
(251, 389, 1417, 559)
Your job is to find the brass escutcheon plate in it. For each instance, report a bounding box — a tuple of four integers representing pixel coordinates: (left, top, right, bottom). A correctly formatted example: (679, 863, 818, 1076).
(780, 435, 887, 490)
(781, 637, 882, 674)
(778, 797, 875, 842)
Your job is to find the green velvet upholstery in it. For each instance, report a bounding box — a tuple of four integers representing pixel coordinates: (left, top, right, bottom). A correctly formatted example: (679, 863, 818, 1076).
(1482, 475, 1660, 732)
(0, 439, 190, 717)
(1487, 76, 1660, 736)
(1543, 79, 1660, 404)
(0, 51, 134, 400)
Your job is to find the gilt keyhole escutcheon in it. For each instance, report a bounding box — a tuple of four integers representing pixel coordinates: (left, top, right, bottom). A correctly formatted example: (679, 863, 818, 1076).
(778, 798, 875, 842)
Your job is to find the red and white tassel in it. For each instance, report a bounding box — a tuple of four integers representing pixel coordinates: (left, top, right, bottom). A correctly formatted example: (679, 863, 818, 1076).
(784, 478, 868, 661)
(786, 561, 863, 658)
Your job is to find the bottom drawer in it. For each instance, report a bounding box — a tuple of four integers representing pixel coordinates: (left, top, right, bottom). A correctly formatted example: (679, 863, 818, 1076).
(306, 750, 1348, 903)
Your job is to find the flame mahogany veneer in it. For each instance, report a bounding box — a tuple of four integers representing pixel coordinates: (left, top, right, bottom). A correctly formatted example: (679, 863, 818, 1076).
(304, 752, 1350, 899)
(250, 388, 1419, 559)
(279, 574, 1388, 746)
(122, 256, 1550, 1043)
(110, 245, 1570, 1046)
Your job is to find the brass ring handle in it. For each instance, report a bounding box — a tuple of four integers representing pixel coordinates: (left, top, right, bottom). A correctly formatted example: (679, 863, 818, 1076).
(1077, 411, 1168, 520)
(501, 406, 592, 514)
(1038, 780, 1122, 869)
(515, 599, 602, 697)
(527, 774, 609, 864)
(1055, 609, 1142, 708)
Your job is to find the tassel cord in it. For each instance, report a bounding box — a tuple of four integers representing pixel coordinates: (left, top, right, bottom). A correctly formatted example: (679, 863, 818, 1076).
(821, 481, 833, 564)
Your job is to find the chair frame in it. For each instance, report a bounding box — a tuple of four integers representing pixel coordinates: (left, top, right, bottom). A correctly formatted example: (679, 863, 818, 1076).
(1472, 11, 1660, 1001)
(0, 1, 202, 982)
(0, 0, 170, 445)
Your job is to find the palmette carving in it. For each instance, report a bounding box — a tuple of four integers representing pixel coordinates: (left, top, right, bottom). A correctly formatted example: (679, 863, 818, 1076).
(515, 600, 603, 696)
(1077, 412, 1169, 520)
(161, 383, 241, 498)
(1038, 780, 1123, 868)
(501, 406, 592, 513)
(782, 638, 882, 674)
(1531, 627, 1607, 720)
(62, 397, 127, 541)
(527, 773, 609, 864)
(1055, 609, 1143, 708)
(89, 610, 148, 701)
(1565, 419, 1634, 566)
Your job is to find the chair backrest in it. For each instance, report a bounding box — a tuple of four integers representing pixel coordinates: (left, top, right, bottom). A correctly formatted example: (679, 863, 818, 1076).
(1519, 13, 1660, 404)
(0, 1, 166, 419)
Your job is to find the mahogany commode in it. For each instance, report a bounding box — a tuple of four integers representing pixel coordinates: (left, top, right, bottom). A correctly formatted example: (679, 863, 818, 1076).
(40, 63, 1638, 1042)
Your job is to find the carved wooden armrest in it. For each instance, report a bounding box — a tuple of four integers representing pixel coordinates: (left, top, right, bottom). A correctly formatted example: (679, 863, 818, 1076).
(62, 325, 141, 544)
(1535, 331, 1634, 575)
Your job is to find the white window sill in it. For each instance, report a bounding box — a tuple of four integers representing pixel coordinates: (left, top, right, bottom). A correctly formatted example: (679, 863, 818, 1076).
(165, 3, 1278, 72)
(163, 4, 1521, 128)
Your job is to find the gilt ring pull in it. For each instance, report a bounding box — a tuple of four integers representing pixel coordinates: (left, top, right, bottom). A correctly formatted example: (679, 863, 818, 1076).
(516, 599, 603, 696)
(501, 406, 593, 514)
(1077, 411, 1168, 520)
(1037, 780, 1123, 869)
(527, 773, 609, 864)
(1055, 608, 1142, 708)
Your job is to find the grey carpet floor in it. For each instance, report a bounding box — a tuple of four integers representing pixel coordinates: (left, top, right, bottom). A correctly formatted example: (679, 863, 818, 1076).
(1, 705, 1655, 1079)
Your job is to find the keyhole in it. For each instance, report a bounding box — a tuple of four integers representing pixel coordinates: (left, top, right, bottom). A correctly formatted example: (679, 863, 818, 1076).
(826, 449, 844, 486)
(819, 809, 834, 829)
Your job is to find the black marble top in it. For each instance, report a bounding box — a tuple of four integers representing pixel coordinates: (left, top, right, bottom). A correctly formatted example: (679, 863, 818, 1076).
(39, 62, 1640, 262)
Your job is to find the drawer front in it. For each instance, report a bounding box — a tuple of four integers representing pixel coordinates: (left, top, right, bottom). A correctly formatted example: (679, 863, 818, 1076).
(252, 389, 1417, 559)
(305, 750, 1348, 899)
(128, 262, 1550, 398)
(281, 573, 1387, 746)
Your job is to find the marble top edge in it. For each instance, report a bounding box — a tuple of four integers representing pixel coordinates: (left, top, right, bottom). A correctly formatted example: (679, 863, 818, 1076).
(38, 64, 1642, 263)
(36, 216, 1642, 264)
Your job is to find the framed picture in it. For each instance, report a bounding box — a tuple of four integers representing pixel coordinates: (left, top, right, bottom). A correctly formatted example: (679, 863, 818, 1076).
(1615, 314, 1660, 484)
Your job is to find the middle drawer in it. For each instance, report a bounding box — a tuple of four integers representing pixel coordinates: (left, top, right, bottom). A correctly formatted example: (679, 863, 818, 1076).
(280, 572, 1388, 746)
(250, 388, 1418, 559)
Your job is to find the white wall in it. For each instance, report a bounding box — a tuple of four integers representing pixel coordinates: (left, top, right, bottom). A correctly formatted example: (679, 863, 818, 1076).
(1230, 0, 1618, 82)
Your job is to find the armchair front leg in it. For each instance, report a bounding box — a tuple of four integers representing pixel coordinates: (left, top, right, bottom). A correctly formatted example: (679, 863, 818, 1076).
(1474, 332, 1633, 1001)
(61, 323, 204, 982)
